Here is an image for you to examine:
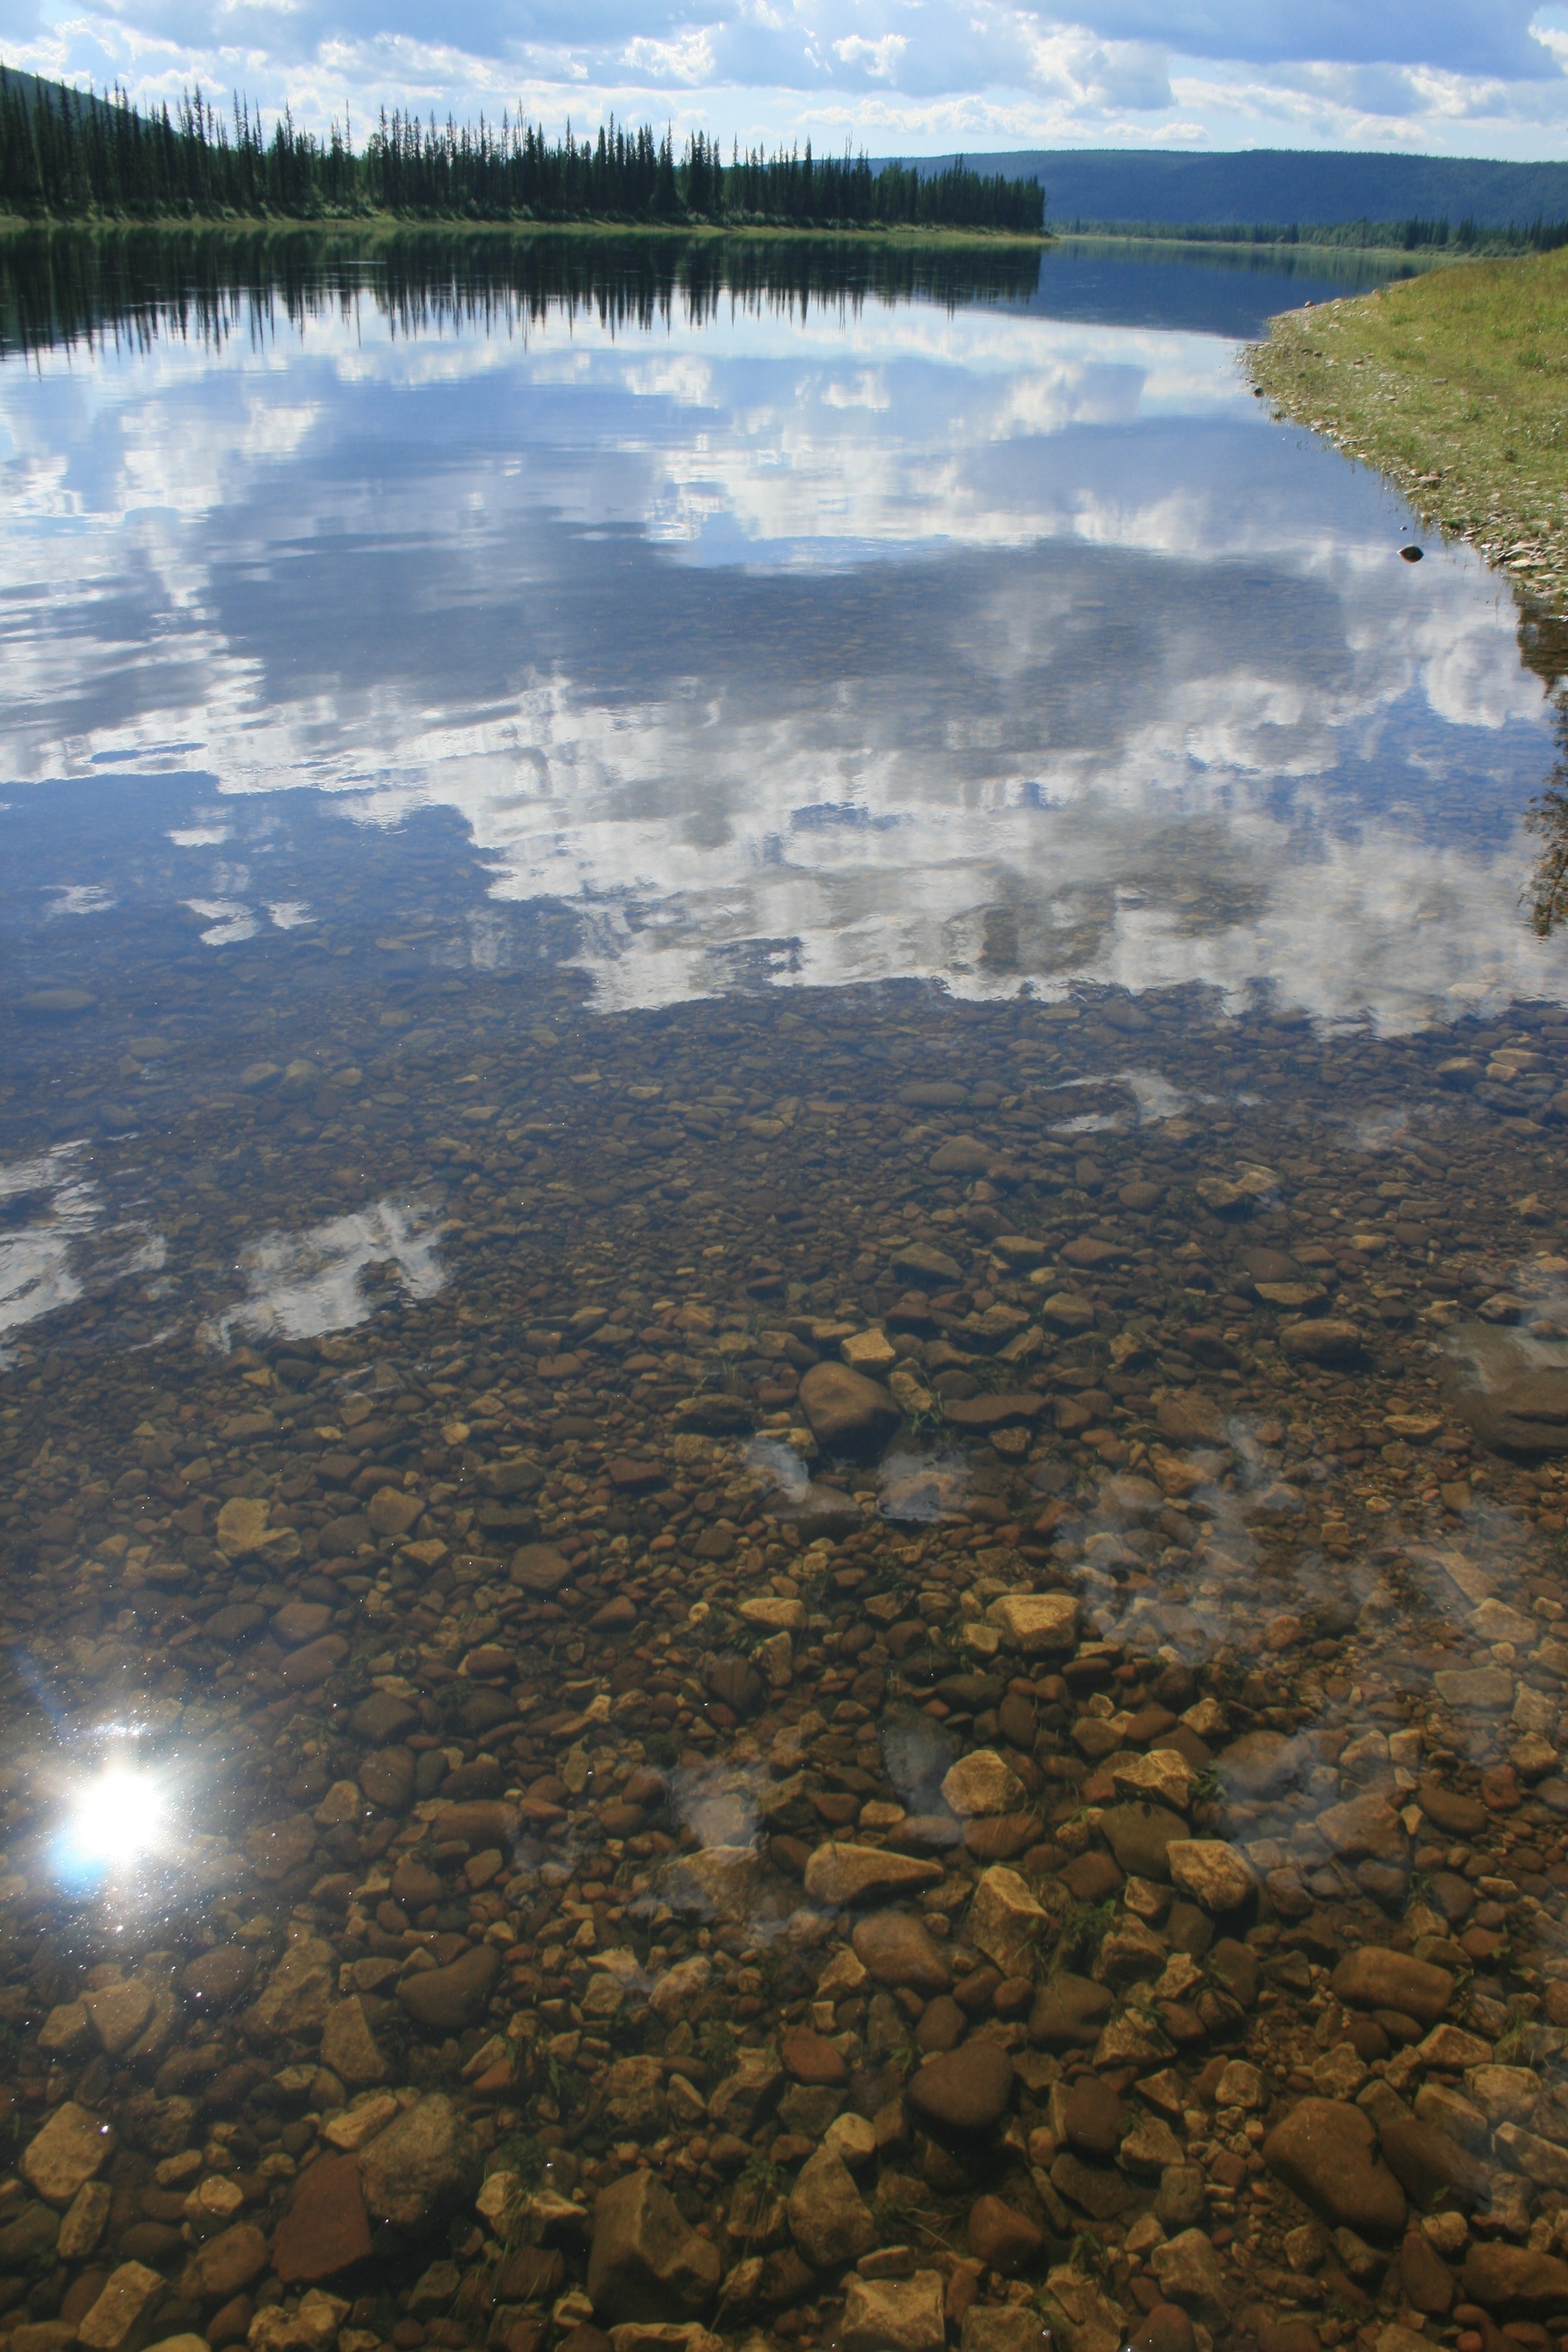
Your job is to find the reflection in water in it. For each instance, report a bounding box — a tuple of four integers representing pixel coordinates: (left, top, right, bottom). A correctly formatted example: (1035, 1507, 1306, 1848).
(5, 239, 1568, 2338)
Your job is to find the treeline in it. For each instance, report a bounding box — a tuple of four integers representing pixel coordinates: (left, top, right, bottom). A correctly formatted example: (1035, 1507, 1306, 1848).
(0, 68, 1044, 232)
(0, 225, 1047, 361)
(1056, 213, 1568, 256)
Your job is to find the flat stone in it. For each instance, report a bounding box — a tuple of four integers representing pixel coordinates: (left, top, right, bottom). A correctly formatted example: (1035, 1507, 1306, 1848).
(967, 2195, 1045, 2273)
(908, 2043, 1014, 2132)
(588, 2171, 722, 2325)
(1029, 1974, 1112, 2049)
(180, 1946, 254, 2012)
(1112, 1752, 1194, 1811)
(1102, 1804, 1189, 1883)
(1462, 2243, 1568, 2318)
(1166, 1841, 1253, 1914)
(1331, 1950, 1454, 2029)
(852, 1913, 950, 1995)
(358, 1746, 416, 1810)
(1445, 1328, 1568, 1459)
(368, 1486, 424, 1537)
(398, 1943, 499, 2034)
(82, 1978, 153, 2057)
(985, 1593, 1079, 1654)
(802, 1846, 943, 1906)
(1377, 2118, 1489, 2212)
(1315, 1792, 1409, 1862)
(1263, 2099, 1407, 2241)
(787, 2148, 876, 2268)
(1150, 2232, 1229, 2323)
(1279, 1318, 1364, 1364)
(798, 1363, 902, 1457)
(942, 1750, 1025, 1818)
(272, 2154, 373, 2283)
(320, 1997, 389, 2088)
(77, 2263, 163, 2352)
(780, 2027, 846, 2086)
(1432, 1668, 1515, 1713)
(942, 1393, 1046, 1432)
(1063, 2075, 1123, 2158)
(1050, 2153, 1131, 2222)
(181, 2222, 270, 2301)
(279, 1634, 349, 1688)
(1218, 1731, 1303, 1799)
(358, 2095, 481, 2234)
(20, 2103, 115, 2206)
(961, 2311, 1050, 2352)
(252, 1933, 335, 2038)
(511, 1543, 573, 1595)
(1157, 1392, 1227, 1446)
(351, 1691, 419, 1744)
(843, 2272, 946, 2352)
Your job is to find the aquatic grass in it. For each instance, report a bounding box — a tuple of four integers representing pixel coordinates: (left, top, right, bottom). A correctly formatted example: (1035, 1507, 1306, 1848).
(1247, 243, 1568, 614)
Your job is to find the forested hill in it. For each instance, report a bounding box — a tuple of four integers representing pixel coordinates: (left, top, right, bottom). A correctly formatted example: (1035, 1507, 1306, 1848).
(897, 149, 1568, 231)
(0, 68, 1044, 231)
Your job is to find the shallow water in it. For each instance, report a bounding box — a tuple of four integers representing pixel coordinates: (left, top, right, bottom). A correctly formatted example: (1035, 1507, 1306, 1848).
(3, 230, 1568, 2352)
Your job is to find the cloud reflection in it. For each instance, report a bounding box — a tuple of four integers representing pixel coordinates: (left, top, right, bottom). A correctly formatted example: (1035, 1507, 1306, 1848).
(0, 272, 1557, 1034)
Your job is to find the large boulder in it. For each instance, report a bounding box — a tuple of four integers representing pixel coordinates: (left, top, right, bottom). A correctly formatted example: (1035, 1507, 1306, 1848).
(908, 2043, 1014, 2133)
(1263, 2099, 1406, 2241)
(271, 2155, 372, 2284)
(358, 2096, 480, 2234)
(797, 1364, 901, 1458)
(20, 2104, 115, 2206)
(852, 1913, 950, 1995)
(844, 2273, 947, 2352)
(587, 2171, 720, 2324)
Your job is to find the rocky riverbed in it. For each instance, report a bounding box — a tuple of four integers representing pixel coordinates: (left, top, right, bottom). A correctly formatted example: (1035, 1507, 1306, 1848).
(7, 962, 1568, 2352)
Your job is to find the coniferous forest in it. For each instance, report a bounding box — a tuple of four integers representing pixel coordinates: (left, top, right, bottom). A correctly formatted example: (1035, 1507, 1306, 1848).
(0, 69, 1047, 233)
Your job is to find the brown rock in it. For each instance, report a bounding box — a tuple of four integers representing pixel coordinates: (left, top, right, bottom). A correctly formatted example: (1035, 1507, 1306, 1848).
(511, 1543, 571, 1595)
(967, 2196, 1044, 2275)
(1380, 2118, 1488, 2211)
(272, 1600, 334, 1647)
(907, 2043, 1014, 2133)
(1462, 2244, 1568, 2319)
(797, 1363, 902, 1458)
(398, 1944, 499, 2034)
(271, 2155, 371, 2284)
(1060, 1851, 1123, 1903)
(1063, 2076, 1123, 2160)
(1156, 1391, 1226, 1446)
(358, 1748, 416, 1811)
(586, 2171, 721, 2324)
(780, 2028, 846, 2085)
(1400, 2230, 1455, 2316)
(1129, 2308, 1196, 2352)
(1331, 1950, 1454, 2030)
(1263, 2099, 1407, 2240)
(1029, 1975, 1112, 2049)
(279, 1634, 349, 1689)
(179, 1948, 253, 2012)
(181, 2223, 270, 2304)
(1417, 1780, 1488, 1838)
(852, 1913, 950, 1996)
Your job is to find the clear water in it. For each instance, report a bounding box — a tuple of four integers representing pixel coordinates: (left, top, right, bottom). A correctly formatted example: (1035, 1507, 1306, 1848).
(2, 234, 1567, 2135)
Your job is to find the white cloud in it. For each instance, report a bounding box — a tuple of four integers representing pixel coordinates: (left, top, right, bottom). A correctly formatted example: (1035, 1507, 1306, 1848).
(4, 0, 1565, 156)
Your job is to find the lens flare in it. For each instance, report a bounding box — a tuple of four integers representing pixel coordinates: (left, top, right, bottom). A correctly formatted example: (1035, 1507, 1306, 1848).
(54, 1761, 167, 1889)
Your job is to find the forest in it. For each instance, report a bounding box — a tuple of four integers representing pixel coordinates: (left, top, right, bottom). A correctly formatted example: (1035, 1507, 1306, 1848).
(0, 70, 1046, 233)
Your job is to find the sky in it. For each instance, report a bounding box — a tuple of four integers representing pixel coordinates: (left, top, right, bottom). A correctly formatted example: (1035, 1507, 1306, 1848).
(5, 0, 1568, 162)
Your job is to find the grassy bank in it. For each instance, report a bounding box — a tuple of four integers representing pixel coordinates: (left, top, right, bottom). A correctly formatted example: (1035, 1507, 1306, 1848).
(1248, 243, 1568, 611)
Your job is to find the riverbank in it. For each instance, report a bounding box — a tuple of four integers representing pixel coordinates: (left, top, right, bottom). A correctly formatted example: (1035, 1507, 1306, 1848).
(0, 209, 1049, 248)
(1247, 242, 1568, 612)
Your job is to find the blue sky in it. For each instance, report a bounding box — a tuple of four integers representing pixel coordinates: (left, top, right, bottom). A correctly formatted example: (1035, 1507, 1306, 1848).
(5, 0, 1568, 158)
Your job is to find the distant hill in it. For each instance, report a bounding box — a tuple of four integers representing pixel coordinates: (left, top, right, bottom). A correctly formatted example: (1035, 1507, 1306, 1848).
(887, 149, 1568, 230)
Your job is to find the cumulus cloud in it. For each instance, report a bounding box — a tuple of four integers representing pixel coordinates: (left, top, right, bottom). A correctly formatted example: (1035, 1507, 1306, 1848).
(4, 0, 1564, 154)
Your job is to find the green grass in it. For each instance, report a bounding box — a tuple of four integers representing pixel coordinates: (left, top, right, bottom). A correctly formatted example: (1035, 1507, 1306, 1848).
(1248, 243, 1568, 612)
